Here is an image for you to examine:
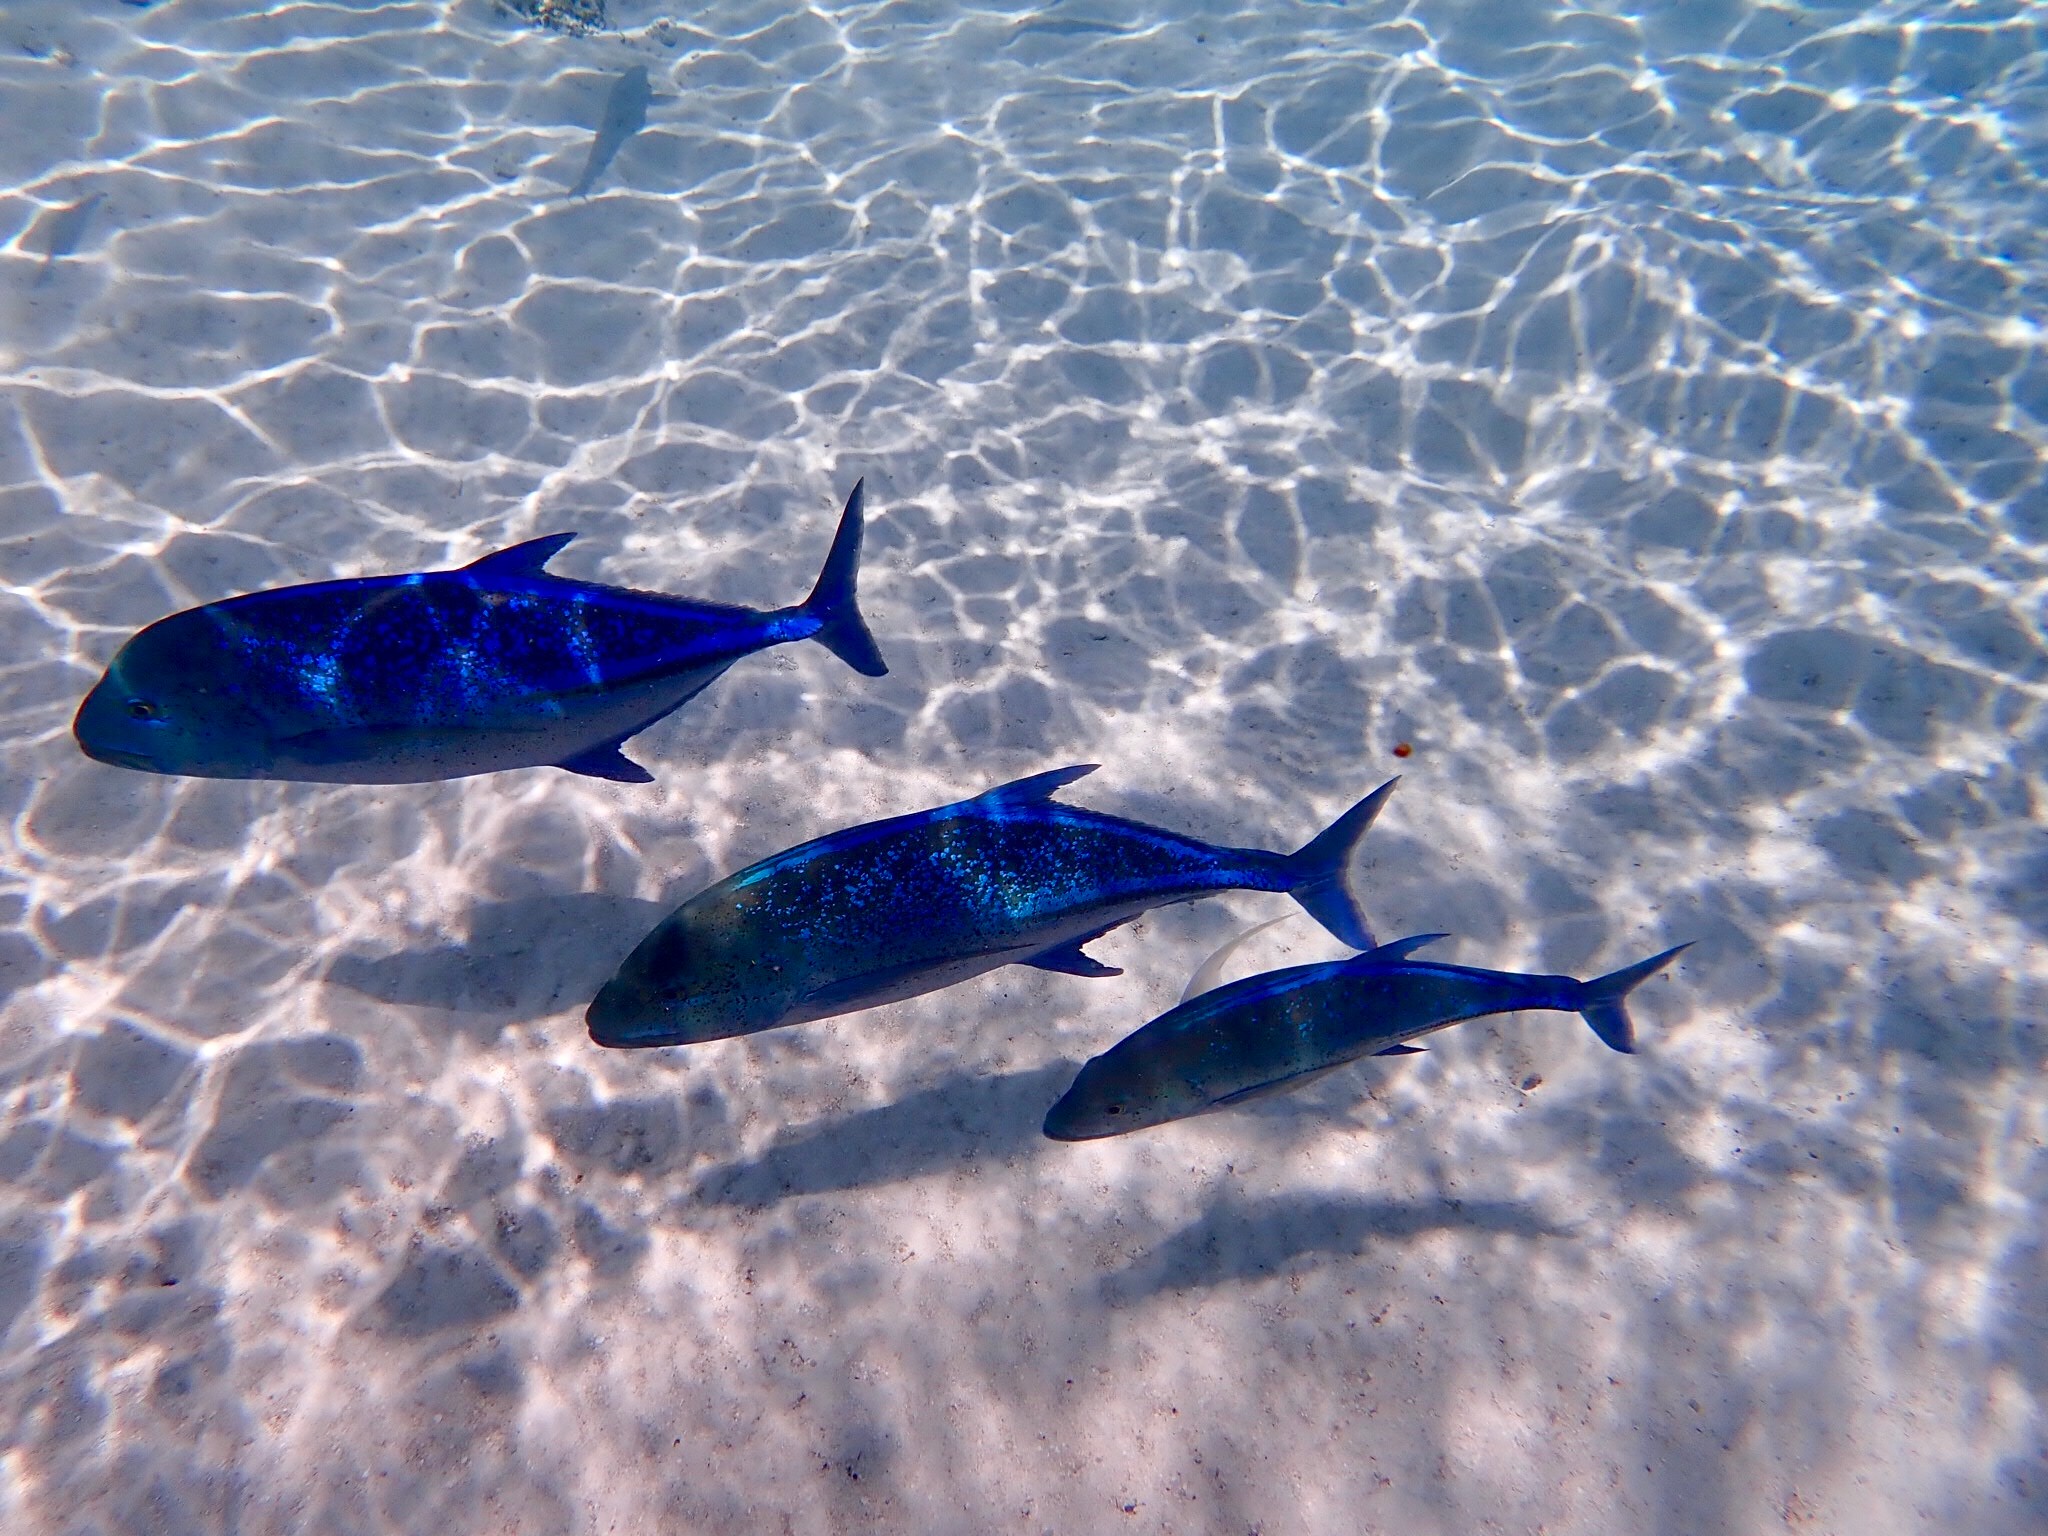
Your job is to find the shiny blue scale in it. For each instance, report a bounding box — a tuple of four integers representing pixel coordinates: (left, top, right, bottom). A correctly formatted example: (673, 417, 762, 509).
(72, 482, 885, 784)
(586, 767, 1399, 1047)
(1043, 935, 1690, 1140)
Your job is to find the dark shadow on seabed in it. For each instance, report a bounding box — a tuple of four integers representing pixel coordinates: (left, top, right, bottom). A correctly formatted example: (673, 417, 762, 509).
(1097, 1192, 1571, 1302)
(694, 1062, 1074, 1207)
(321, 892, 670, 1032)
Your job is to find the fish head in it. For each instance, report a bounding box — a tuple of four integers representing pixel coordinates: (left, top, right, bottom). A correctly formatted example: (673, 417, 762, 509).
(72, 612, 277, 778)
(1042, 1045, 1208, 1141)
(586, 905, 794, 1048)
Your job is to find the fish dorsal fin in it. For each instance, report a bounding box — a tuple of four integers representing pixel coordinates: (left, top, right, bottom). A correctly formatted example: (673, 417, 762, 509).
(1345, 933, 1451, 966)
(976, 763, 1099, 810)
(1023, 937, 1122, 979)
(465, 532, 578, 578)
(557, 742, 654, 784)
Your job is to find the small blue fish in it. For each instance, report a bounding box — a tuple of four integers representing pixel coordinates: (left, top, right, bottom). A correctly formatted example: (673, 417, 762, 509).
(1042, 935, 1690, 1140)
(73, 481, 885, 784)
(586, 770, 1399, 1046)
(568, 65, 651, 198)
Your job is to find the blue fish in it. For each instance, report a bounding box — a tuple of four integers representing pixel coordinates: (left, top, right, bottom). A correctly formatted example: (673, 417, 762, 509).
(1042, 935, 1690, 1140)
(586, 769, 1399, 1046)
(568, 65, 651, 198)
(73, 481, 886, 784)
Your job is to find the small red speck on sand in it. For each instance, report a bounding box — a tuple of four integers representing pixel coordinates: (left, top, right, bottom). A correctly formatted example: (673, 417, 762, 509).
(1392, 742, 1413, 758)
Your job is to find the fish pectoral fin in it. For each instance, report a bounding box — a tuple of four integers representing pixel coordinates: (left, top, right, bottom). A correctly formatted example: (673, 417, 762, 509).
(1371, 1044, 1425, 1057)
(556, 743, 654, 783)
(798, 961, 931, 1012)
(1181, 914, 1298, 1003)
(1023, 938, 1122, 979)
(464, 532, 578, 577)
(1211, 1062, 1345, 1107)
(276, 727, 382, 765)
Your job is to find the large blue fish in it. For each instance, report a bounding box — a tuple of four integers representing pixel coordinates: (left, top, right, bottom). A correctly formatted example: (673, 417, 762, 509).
(72, 482, 885, 784)
(1042, 935, 1689, 1140)
(586, 769, 1399, 1046)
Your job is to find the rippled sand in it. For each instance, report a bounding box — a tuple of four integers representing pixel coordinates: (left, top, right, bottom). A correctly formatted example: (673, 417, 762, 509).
(1, 1, 2043, 1532)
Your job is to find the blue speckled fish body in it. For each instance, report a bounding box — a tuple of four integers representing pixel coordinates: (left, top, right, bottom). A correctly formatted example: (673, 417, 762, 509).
(73, 482, 885, 784)
(586, 768, 1398, 1046)
(1043, 937, 1690, 1140)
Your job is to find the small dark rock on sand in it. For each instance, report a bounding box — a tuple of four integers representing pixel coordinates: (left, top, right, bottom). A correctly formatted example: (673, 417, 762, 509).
(496, 0, 607, 36)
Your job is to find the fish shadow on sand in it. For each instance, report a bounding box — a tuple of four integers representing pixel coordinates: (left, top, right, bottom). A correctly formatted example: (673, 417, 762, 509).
(1099, 1193, 1570, 1303)
(694, 1063, 1074, 1208)
(322, 893, 667, 1038)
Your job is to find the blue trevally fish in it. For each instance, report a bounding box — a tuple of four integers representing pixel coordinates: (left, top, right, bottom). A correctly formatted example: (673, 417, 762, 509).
(73, 481, 886, 784)
(1042, 934, 1690, 1140)
(568, 64, 652, 198)
(586, 769, 1400, 1047)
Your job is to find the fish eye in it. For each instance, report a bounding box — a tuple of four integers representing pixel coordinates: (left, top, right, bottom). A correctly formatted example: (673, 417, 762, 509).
(126, 699, 159, 721)
(1106, 1105, 1122, 1116)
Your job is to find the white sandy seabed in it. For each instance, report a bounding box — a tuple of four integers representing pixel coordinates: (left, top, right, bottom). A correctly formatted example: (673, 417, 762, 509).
(0, 0, 2044, 1531)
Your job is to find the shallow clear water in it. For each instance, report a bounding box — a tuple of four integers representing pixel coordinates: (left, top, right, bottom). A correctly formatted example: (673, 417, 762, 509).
(1, 0, 2044, 1531)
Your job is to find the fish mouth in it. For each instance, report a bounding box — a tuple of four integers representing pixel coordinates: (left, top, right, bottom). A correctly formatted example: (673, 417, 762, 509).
(75, 738, 159, 773)
(1041, 1098, 1117, 1143)
(585, 977, 690, 1048)
(585, 982, 654, 1048)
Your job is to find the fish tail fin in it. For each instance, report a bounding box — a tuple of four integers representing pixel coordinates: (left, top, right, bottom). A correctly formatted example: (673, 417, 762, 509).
(1578, 943, 1691, 1054)
(1278, 778, 1398, 950)
(798, 478, 887, 678)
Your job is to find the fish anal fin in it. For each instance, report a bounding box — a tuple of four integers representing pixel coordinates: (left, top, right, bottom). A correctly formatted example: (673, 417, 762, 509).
(1023, 938, 1121, 979)
(557, 743, 653, 783)
(1371, 1043, 1425, 1057)
(978, 764, 1099, 809)
(465, 533, 578, 578)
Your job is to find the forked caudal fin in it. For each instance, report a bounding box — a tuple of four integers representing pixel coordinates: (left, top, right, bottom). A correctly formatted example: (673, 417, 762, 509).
(798, 479, 888, 678)
(1579, 942, 1691, 1054)
(1279, 777, 1398, 950)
